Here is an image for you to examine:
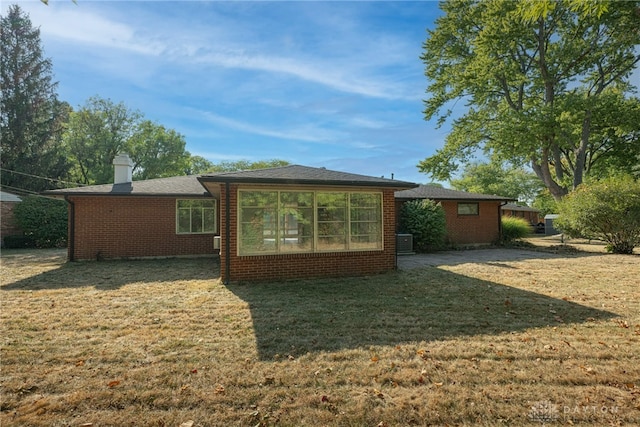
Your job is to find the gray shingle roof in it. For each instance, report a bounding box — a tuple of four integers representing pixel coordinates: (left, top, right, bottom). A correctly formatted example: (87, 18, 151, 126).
(395, 185, 514, 201)
(0, 191, 22, 202)
(42, 175, 210, 197)
(199, 164, 417, 188)
(41, 165, 417, 197)
(501, 203, 540, 212)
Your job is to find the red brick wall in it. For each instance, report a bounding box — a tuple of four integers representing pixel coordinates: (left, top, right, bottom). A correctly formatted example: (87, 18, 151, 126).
(68, 196, 217, 260)
(395, 199, 503, 245)
(219, 185, 397, 282)
(1, 201, 22, 241)
(441, 201, 502, 245)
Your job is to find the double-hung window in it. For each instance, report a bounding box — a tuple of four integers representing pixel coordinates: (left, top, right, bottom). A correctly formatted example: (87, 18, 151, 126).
(177, 199, 216, 234)
(238, 190, 382, 255)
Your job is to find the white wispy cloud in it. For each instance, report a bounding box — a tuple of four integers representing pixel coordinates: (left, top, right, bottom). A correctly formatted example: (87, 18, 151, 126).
(20, 2, 419, 100)
(195, 109, 346, 143)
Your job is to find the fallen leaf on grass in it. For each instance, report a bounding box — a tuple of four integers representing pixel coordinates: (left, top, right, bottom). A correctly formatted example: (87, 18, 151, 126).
(370, 356, 379, 362)
(626, 383, 635, 389)
(615, 319, 629, 328)
(180, 421, 194, 427)
(321, 395, 329, 403)
(107, 380, 120, 388)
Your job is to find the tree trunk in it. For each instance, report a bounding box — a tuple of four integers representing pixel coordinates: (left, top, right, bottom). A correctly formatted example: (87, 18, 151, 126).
(573, 110, 591, 190)
(531, 148, 567, 201)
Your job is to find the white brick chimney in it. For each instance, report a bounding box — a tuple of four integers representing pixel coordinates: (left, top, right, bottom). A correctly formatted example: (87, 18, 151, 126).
(113, 153, 133, 184)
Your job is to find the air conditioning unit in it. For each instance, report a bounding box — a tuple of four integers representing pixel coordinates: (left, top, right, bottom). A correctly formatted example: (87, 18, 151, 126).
(396, 234, 414, 255)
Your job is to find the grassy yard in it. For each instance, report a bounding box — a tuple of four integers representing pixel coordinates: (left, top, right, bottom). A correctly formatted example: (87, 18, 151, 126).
(1, 248, 639, 426)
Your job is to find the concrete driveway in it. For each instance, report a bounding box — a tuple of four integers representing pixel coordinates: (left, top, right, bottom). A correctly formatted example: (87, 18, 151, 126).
(397, 247, 573, 270)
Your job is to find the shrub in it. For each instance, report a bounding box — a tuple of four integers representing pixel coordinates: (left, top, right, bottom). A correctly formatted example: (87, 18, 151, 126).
(555, 176, 640, 254)
(399, 199, 447, 252)
(14, 196, 68, 248)
(501, 216, 532, 243)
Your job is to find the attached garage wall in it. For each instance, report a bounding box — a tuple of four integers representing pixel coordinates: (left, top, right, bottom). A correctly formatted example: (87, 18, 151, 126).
(440, 201, 502, 245)
(68, 196, 217, 260)
(395, 200, 503, 246)
(218, 184, 398, 282)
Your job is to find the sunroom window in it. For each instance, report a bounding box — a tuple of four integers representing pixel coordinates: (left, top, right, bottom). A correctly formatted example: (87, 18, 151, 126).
(238, 190, 382, 255)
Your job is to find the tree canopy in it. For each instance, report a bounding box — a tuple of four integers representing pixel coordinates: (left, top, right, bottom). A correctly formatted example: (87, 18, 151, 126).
(450, 161, 543, 204)
(418, 0, 640, 200)
(63, 96, 193, 185)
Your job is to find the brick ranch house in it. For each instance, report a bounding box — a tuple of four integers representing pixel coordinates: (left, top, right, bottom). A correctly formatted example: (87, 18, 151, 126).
(501, 203, 542, 225)
(44, 155, 416, 282)
(395, 185, 514, 246)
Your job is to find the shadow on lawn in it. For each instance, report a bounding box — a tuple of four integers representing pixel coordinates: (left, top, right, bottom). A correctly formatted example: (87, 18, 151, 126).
(228, 267, 616, 360)
(1, 256, 220, 291)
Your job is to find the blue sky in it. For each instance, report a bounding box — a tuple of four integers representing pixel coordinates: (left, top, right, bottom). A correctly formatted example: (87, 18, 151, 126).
(7, 1, 447, 184)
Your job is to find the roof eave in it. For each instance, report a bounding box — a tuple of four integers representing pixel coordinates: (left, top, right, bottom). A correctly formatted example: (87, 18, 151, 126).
(42, 191, 211, 198)
(198, 176, 417, 189)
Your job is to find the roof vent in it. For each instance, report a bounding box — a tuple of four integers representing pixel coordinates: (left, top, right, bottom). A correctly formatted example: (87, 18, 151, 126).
(113, 153, 133, 184)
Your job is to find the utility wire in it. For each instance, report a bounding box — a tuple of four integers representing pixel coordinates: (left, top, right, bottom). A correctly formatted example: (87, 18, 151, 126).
(1, 168, 88, 187)
(0, 184, 52, 199)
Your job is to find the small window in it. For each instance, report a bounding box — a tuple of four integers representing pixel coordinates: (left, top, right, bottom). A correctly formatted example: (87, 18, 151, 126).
(177, 199, 216, 234)
(457, 202, 479, 216)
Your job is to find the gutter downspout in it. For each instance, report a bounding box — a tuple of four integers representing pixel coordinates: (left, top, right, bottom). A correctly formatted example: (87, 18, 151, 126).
(65, 196, 75, 262)
(224, 182, 231, 285)
(498, 201, 508, 243)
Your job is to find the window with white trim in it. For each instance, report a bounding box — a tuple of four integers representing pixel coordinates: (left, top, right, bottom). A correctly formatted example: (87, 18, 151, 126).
(238, 190, 382, 255)
(177, 199, 216, 234)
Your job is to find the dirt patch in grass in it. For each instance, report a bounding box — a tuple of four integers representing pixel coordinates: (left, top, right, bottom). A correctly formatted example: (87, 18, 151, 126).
(523, 235, 640, 255)
(1, 249, 639, 426)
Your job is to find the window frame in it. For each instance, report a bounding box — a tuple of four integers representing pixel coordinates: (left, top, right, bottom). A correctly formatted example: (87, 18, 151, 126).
(176, 198, 217, 235)
(457, 202, 479, 216)
(237, 189, 383, 256)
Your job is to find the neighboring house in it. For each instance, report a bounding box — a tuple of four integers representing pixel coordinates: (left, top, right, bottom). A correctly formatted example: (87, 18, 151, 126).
(501, 203, 542, 225)
(395, 185, 514, 246)
(44, 154, 416, 282)
(1, 190, 23, 246)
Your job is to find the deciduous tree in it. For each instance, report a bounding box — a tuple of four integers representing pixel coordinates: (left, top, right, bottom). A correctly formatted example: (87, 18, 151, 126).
(418, 0, 640, 200)
(450, 161, 543, 204)
(64, 96, 192, 184)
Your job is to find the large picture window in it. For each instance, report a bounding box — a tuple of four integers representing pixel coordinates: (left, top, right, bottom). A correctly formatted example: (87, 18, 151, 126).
(177, 199, 216, 234)
(238, 190, 382, 255)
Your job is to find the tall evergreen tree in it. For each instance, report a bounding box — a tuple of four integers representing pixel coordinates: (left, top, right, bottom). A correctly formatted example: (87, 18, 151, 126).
(1, 4, 68, 193)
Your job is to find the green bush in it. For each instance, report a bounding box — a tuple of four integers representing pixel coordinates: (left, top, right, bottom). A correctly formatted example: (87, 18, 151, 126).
(555, 176, 640, 254)
(399, 199, 447, 252)
(14, 196, 68, 248)
(501, 216, 532, 243)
